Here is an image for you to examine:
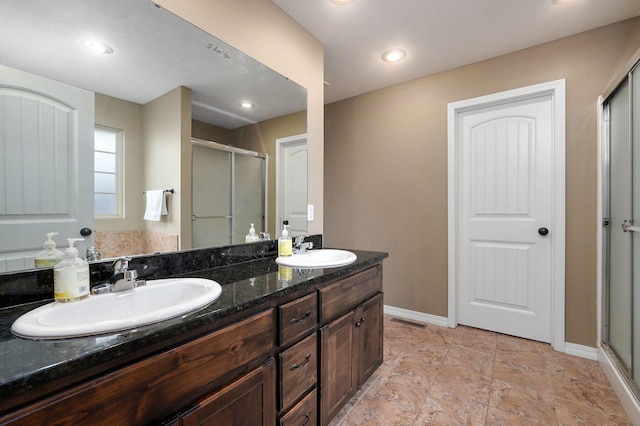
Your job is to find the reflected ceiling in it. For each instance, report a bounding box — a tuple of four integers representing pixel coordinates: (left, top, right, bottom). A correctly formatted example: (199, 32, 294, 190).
(0, 0, 306, 129)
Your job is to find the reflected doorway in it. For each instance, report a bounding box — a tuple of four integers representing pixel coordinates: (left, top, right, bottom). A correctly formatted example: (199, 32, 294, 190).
(276, 134, 308, 237)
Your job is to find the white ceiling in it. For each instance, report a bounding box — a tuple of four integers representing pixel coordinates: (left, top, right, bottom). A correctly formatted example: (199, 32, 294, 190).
(273, 0, 640, 104)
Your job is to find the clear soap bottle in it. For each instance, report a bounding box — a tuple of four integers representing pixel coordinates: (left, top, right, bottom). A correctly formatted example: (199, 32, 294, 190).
(35, 232, 64, 268)
(53, 238, 90, 302)
(246, 223, 260, 242)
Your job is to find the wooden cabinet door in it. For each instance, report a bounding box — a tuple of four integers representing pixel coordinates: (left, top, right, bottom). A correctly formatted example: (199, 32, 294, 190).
(179, 359, 276, 426)
(356, 293, 383, 386)
(319, 311, 357, 426)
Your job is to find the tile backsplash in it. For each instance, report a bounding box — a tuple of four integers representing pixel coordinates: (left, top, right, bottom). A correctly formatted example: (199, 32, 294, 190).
(94, 231, 179, 258)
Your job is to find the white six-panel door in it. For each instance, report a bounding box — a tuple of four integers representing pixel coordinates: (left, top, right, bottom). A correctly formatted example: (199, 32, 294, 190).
(448, 81, 565, 348)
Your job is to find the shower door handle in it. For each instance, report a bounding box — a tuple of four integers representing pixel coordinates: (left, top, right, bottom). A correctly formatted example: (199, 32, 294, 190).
(622, 220, 640, 232)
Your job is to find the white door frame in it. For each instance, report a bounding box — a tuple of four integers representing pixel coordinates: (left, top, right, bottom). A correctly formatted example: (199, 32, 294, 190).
(447, 80, 566, 351)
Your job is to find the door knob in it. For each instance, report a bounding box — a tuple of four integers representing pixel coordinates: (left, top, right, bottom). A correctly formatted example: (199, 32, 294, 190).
(80, 227, 92, 237)
(538, 227, 549, 236)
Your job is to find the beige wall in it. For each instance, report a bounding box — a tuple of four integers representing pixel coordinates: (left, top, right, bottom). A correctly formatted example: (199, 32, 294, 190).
(95, 89, 189, 251)
(325, 17, 640, 347)
(142, 86, 192, 248)
(157, 0, 325, 235)
(192, 120, 233, 145)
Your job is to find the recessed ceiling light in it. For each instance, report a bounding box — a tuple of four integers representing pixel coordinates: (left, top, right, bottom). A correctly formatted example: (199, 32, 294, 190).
(82, 39, 113, 54)
(239, 101, 255, 109)
(381, 48, 406, 62)
(330, 0, 356, 5)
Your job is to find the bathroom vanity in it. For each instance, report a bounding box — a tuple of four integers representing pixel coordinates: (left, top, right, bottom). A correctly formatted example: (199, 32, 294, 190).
(0, 241, 387, 425)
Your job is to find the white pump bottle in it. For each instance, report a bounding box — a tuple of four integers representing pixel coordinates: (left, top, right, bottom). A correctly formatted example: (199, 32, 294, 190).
(246, 223, 260, 242)
(53, 238, 90, 302)
(35, 232, 64, 268)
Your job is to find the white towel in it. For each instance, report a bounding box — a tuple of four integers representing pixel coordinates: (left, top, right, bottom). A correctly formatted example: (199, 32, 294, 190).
(143, 190, 168, 221)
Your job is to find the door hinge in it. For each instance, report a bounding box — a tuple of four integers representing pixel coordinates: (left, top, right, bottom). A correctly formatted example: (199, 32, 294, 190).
(602, 218, 610, 227)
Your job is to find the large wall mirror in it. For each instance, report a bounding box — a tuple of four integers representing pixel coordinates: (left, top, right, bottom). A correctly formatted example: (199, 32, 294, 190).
(0, 0, 307, 272)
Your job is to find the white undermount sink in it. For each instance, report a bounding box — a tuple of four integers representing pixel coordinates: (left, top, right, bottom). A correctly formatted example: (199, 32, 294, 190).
(275, 249, 357, 268)
(11, 278, 222, 340)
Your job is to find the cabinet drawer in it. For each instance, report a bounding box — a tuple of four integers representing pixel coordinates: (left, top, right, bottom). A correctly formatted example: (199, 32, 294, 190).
(319, 265, 382, 321)
(279, 333, 318, 410)
(279, 292, 318, 345)
(279, 388, 317, 426)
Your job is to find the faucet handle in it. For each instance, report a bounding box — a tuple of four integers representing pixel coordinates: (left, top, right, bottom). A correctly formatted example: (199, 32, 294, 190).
(113, 256, 132, 273)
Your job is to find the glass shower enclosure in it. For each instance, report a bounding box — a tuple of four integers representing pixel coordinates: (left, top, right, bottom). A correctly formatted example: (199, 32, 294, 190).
(603, 59, 640, 395)
(191, 139, 265, 248)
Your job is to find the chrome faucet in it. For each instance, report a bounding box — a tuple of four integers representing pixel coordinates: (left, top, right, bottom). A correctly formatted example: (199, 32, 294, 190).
(86, 246, 102, 261)
(293, 235, 314, 254)
(111, 268, 145, 292)
(91, 256, 146, 294)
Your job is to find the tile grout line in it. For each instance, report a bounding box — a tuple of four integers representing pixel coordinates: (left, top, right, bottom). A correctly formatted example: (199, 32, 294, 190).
(484, 333, 498, 424)
(411, 339, 453, 425)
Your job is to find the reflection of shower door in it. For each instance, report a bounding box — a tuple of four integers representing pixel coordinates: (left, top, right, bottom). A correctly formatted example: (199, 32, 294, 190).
(603, 60, 640, 390)
(192, 141, 265, 248)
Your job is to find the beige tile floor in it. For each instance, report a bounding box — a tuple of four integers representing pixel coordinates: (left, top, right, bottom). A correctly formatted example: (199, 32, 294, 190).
(330, 314, 632, 425)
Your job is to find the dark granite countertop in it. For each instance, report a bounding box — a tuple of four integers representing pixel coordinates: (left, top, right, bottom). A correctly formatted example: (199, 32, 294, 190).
(0, 247, 387, 413)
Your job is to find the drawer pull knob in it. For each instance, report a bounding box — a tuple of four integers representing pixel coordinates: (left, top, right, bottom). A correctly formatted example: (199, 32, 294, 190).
(355, 317, 366, 327)
(290, 353, 312, 371)
(290, 310, 312, 324)
(301, 411, 311, 425)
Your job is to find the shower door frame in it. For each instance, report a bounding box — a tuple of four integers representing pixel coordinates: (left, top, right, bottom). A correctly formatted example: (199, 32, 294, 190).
(599, 56, 640, 410)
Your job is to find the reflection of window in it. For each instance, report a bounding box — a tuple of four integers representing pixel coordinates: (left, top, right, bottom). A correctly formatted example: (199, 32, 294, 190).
(94, 126, 123, 217)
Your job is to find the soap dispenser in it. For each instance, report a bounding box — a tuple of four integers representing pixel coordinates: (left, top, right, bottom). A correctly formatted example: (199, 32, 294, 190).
(34, 232, 64, 268)
(278, 220, 292, 257)
(246, 223, 260, 243)
(53, 238, 90, 302)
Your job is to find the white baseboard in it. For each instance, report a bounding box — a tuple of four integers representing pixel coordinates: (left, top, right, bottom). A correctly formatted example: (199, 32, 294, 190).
(599, 348, 640, 425)
(564, 342, 598, 360)
(383, 305, 449, 328)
